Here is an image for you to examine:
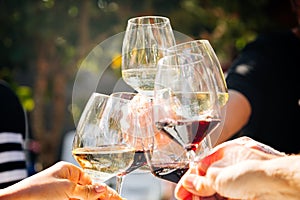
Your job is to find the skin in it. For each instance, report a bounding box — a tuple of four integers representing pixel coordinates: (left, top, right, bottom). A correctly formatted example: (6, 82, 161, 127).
(216, 90, 251, 145)
(0, 161, 123, 200)
(175, 137, 300, 200)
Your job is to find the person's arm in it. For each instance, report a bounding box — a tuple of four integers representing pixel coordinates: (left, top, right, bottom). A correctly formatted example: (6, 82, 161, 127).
(0, 161, 123, 200)
(216, 89, 251, 145)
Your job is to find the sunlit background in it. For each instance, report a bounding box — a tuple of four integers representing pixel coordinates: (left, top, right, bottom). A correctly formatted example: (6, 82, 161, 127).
(0, 0, 296, 199)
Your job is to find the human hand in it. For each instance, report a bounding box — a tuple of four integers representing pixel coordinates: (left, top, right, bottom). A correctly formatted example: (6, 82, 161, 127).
(175, 136, 285, 200)
(1, 161, 123, 200)
(44, 161, 123, 200)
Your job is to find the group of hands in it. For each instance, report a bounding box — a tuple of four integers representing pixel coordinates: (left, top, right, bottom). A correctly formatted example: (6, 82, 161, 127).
(1, 136, 291, 200)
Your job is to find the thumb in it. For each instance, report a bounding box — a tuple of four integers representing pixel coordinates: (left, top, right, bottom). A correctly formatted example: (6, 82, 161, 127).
(70, 184, 103, 199)
(94, 183, 125, 200)
(181, 174, 216, 196)
(71, 183, 122, 200)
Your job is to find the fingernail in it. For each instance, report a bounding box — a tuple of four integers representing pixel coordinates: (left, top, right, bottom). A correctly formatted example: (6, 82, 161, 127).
(94, 185, 105, 193)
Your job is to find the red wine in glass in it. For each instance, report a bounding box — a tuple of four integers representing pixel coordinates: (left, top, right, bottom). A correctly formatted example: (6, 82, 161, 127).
(147, 118, 220, 183)
(118, 149, 152, 176)
(156, 118, 221, 151)
(151, 163, 189, 183)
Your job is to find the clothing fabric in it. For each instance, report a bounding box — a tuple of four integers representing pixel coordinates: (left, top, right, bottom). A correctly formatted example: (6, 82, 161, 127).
(226, 30, 300, 154)
(0, 80, 28, 188)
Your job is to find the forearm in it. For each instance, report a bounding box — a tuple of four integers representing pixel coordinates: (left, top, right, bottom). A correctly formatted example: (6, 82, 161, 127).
(259, 155, 300, 198)
(0, 173, 46, 200)
(216, 90, 251, 145)
(0, 182, 34, 200)
(0, 166, 63, 200)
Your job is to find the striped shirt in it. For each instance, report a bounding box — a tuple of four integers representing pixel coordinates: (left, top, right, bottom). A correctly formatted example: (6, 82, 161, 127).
(0, 81, 28, 188)
(0, 132, 28, 187)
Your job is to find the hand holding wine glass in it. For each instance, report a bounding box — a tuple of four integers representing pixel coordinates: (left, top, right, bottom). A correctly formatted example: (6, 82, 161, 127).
(121, 15, 176, 96)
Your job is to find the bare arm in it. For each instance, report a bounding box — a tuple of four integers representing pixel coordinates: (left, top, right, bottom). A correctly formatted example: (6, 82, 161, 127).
(216, 89, 251, 144)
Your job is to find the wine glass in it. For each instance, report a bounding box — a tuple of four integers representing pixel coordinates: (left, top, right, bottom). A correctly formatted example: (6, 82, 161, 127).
(166, 39, 228, 149)
(121, 15, 176, 97)
(111, 92, 154, 194)
(147, 53, 221, 183)
(71, 92, 137, 187)
(167, 39, 228, 106)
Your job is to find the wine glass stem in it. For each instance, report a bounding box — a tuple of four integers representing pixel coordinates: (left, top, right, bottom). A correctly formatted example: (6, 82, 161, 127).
(186, 149, 196, 166)
(205, 135, 213, 150)
(115, 175, 124, 194)
(191, 137, 214, 199)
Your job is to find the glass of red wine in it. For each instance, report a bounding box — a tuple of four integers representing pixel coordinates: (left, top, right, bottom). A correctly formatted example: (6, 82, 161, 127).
(166, 39, 228, 149)
(110, 92, 155, 194)
(148, 53, 221, 183)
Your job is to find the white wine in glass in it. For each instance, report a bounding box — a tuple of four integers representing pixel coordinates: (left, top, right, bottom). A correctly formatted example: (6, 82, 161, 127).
(72, 93, 136, 184)
(167, 39, 228, 107)
(122, 15, 176, 96)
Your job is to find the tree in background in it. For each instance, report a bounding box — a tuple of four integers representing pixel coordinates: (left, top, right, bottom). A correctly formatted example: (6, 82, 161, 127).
(0, 0, 295, 170)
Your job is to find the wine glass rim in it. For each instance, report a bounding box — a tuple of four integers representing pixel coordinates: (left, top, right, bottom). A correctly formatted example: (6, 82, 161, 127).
(127, 15, 171, 26)
(91, 92, 109, 98)
(110, 92, 137, 101)
(158, 53, 205, 67)
(167, 39, 211, 52)
(111, 91, 137, 96)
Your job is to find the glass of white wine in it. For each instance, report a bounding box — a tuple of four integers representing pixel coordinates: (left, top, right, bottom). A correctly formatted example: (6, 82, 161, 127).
(121, 15, 176, 97)
(72, 92, 137, 185)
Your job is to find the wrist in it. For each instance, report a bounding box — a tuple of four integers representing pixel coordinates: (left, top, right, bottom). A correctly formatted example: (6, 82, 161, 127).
(0, 179, 36, 200)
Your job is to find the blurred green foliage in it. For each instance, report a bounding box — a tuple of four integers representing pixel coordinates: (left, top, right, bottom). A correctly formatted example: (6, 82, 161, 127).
(0, 0, 296, 167)
(0, 0, 296, 118)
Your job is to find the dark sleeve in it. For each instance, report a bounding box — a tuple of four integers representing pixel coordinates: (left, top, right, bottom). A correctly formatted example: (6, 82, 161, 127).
(225, 37, 269, 113)
(0, 80, 26, 137)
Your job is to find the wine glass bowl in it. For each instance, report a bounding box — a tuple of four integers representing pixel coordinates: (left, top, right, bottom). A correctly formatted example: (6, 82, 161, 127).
(110, 92, 155, 194)
(167, 39, 228, 107)
(112, 92, 154, 174)
(166, 39, 228, 150)
(146, 53, 222, 183)
(72, 93, 137, 183)
(153, 53, 221, 152)
(147, 123, 190, 183)
(121, 15, 176, 96)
